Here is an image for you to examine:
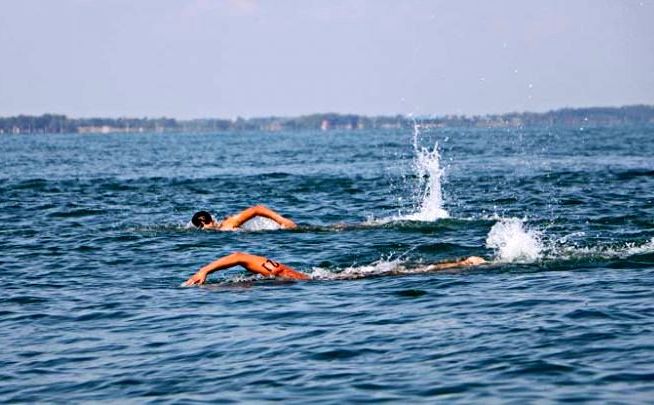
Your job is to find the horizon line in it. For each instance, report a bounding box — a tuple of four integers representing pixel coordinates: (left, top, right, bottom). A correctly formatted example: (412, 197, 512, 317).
(2, 103, 653, 121)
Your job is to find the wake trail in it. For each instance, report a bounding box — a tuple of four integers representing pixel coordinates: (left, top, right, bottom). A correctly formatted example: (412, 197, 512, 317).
(305, 220, 653, 281)
(484, 217, 654, 264)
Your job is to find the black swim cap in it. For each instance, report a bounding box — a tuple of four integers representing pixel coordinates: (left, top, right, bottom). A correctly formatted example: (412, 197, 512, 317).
(191, 211, 213, 228)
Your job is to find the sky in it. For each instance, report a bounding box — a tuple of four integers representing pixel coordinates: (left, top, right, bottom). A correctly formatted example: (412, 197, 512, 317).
(0, 0, 653, 119)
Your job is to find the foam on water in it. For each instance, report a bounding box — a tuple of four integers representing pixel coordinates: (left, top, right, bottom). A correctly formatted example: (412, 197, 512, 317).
(309, 254, 488, 281)
(549, 236, 654, 261)
(310, 258, 405, 280)
(240, 216, 281, 231)
(486, 218, 542, 263)
(626, 237, 654, 256)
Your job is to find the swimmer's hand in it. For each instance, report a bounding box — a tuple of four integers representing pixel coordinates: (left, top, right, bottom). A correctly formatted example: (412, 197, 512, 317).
(461, 256, 487, 266)
(181, 270, 207, 287)
(279, 218, 297, 229)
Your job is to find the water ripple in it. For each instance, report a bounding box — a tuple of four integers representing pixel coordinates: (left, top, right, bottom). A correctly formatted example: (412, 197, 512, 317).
(1, 128, 654, 402)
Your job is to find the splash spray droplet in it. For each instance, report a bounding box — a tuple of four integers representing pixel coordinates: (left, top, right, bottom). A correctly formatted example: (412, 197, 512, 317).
(368, 123, 449, 224)
(399, 123, 449, 221)
(486, 218, 541, 262)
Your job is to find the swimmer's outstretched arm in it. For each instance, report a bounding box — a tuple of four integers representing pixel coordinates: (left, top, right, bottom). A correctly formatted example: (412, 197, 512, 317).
(182, 252, 268, 285)
(182, 252, 308, 286)
(427, 256, 487, 271)
(221, 205, 297, 230)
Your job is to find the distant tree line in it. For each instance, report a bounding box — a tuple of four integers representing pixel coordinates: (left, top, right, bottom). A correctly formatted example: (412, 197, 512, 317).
(1, 105, 653, 134)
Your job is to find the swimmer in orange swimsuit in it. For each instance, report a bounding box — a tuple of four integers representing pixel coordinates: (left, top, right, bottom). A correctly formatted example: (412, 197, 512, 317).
(181, 252, 487, 286)
(191, 205, 297, 231)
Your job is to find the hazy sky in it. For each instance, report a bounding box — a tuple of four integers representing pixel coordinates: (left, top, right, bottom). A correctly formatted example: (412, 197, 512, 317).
(1, 0, 653, 118)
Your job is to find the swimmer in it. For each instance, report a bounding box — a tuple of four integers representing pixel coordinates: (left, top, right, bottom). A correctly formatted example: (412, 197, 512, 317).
(181, 252, 487, 286)
(191, 205, 297, 231)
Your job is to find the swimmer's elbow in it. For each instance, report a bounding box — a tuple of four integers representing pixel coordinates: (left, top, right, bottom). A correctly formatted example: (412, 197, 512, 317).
(229, 251, 254, 265)
(229, 251, 246, 260)
(252, 205, 269, 214)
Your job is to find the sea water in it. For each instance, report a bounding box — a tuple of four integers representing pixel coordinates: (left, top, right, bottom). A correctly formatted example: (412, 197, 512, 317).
(1, 126, 653, 402)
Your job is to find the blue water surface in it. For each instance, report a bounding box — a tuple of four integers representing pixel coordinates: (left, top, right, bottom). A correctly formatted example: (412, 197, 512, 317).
(1, 126, 653, 402)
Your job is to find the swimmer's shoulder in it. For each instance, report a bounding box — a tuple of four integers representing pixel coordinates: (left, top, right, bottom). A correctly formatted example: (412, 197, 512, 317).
(218, 215, 240, 230)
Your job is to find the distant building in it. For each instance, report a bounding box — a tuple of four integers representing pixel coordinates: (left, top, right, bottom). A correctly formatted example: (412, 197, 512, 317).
(263, 121, 283, 131)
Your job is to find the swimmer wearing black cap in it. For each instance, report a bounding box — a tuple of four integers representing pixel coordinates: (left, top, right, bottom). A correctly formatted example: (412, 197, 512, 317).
(191, 205, 297, 231)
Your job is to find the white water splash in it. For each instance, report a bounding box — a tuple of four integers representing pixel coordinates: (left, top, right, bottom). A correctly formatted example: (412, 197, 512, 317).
(310, 259, 406, 280)
(399, 143, 449, 220)
(240, 216, 281, 231)
(403, 123, 449, 220)
(372, 123, 449, 224)
(486, 218, 542, 262)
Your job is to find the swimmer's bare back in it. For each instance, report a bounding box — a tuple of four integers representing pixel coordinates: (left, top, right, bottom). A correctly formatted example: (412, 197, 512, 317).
(182, 252, 309, 286)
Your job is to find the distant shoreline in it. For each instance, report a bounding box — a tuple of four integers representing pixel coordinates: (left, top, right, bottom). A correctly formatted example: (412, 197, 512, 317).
(1, 105, 653, 135)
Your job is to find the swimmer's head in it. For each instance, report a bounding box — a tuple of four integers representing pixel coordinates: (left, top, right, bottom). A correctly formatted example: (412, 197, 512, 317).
(191, 211, 214, 229)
